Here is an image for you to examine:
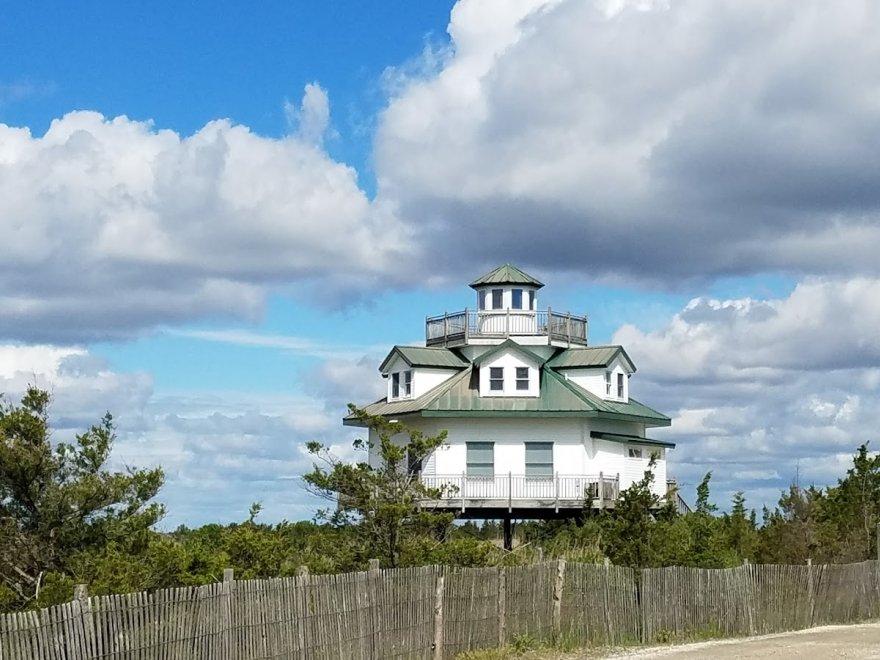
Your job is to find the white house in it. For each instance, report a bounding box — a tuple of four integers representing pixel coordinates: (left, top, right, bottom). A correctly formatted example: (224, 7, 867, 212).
(344, 264, 676, 545)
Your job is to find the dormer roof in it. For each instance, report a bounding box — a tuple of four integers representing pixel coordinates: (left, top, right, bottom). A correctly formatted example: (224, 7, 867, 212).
(469, 264, 544, 289)
(547, 345, 636, 373)
(379, 345, 469, 373)
(471, 339, 547, 367)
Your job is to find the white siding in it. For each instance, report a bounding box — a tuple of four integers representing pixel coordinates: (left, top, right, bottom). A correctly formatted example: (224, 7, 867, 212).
(381, 355, 458, 401)
(369, 417, 667, 498)
(560, 355, 630, 402)
(479, 349, 540, 397)
(413, 368, 458, 398)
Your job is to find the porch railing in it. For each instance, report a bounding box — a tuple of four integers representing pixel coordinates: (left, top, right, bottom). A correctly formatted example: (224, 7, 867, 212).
(420, 473, 619, 509)
(425, 309, 588, 346)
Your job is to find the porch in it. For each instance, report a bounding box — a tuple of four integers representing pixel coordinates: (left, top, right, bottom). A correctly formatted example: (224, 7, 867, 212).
(420, 472, 620, 513)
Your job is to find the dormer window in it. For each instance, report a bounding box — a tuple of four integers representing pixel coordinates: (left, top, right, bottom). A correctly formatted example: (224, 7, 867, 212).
(391, 370, 413, 399)
(617, 373, 624, 398)
(512, 289, 523, 309)
(489, 367, 504, 391)
(604, 371, 612, 396)
(491, 289, 503, 309)
(516, 367, 529, 391)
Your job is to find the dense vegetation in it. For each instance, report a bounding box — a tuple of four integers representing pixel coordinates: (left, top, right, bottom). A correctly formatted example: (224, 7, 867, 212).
(3, 387, 880, 612)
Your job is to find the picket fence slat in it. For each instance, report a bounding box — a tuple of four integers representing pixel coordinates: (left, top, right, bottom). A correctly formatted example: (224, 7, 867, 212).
(2, 559, 879, 659)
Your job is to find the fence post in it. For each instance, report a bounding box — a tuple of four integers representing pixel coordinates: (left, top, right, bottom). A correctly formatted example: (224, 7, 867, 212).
(536, 547, 544, 564)
(297, 565, 310, 577)
(432, 574, 445, 660)
(498, 567, 506, 646)
(221, 569, 235, 658)
(552, 558, 566, 640)
(807, 558, 815, 626)
(74, 584, 94, 658)
(743, 559, 755, 636)
(369, 559, 380, 574)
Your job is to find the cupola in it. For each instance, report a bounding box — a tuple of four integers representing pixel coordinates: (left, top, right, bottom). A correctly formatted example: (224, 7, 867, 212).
(469, 263, 544, 313)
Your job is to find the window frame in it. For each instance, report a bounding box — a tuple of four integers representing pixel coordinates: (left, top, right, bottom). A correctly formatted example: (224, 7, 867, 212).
(403, 370, 413, 397)
(617, 372, 625, 399)
(466, 442, 494, 477)
(489, 367, 504, 391)
(391, 372, 400, 398)
(604, 371, 612, 396)
(525, 442, 553, 478)
(491, 288, 503, 309)
(511, 288, 523, 309)
(515, 366, 529, 391)
(628, 448, 643, 459)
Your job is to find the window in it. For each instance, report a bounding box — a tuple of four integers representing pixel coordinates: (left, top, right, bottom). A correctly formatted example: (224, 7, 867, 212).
(511, 288, 523, 309)
(392, 372, 400, 398)
(617, 373, 624, 398)
(526, 442, 553, 477)
(528, 290, 535, 310)
(489, 367, 504, 391)
(479, 292, 486, 310)
(628, 448, 642, 459)
(403, 370, 413, 397)
(467, 442, 494, 477)
(491, 288, 503, 309)
(604, 371, 612, 396)
(515, 367, 529, 391)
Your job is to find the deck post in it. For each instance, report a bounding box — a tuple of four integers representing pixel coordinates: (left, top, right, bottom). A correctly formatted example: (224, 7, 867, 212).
(547, 306, 552, 339)
(506, 307, 510, 337)
(616, 473, 620, 502)
(503, 517, 513, 551)
(444, 312, 448, 347)
(508, 471, 513, 513)
(464, 307, 469, 342)
(461, 471, 466, 513)
(554, 471, 559, 513)
(567, 312, 572, 346)
(599, 471, 604, 509)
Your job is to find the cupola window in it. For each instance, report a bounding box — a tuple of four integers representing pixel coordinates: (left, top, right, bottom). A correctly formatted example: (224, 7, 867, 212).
(511, 288, 523, 309)
(491, 289, 503, 309)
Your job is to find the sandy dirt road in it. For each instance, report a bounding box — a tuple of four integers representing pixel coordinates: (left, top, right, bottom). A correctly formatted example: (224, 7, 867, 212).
(602, 623, 880, 659)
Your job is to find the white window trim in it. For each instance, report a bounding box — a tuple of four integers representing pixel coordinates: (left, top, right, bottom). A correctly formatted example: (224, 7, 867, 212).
(489, 367, 504, 391)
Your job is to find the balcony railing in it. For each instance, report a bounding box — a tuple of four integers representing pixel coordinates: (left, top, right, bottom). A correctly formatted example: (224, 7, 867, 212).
(420, 473, 619, 510)
(425, 309, 588, 347)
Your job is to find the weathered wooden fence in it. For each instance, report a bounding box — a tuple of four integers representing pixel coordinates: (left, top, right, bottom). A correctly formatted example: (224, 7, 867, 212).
(2, 560, 879, 659)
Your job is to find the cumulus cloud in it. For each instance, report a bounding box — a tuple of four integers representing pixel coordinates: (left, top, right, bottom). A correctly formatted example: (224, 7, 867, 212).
(0, 344, 361, 527)
(0, 92, 411, 343)
(375, 0, 880, 284)
(284, 82, 333, 145)
(616, 278, 880, 509)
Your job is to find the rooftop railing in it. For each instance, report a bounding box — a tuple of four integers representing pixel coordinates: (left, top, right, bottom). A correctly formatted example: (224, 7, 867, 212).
(425, 309, 588, 347)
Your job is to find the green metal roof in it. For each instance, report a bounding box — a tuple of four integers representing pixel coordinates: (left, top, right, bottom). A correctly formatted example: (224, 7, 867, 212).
(469, 264, 544, 289)
(547, 345, 636, 372)
(590, 431, 676, 449)
(378, 346, 469, 373)
(348, 365, 670, 427)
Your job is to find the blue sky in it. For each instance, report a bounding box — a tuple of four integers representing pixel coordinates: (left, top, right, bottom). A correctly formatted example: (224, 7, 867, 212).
(2, 0, 879, 527)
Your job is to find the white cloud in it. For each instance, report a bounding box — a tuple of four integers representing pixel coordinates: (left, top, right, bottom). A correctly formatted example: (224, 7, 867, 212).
(375, 0, 880, 285)
(0, 94, 412, 343)
(284, 82, 333, 145)
(0, 344, 363, 527)
(617, 278, 880, 509)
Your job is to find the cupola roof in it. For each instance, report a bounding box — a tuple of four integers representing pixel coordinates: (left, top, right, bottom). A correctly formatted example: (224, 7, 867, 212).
(469, 264, 544, 289)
